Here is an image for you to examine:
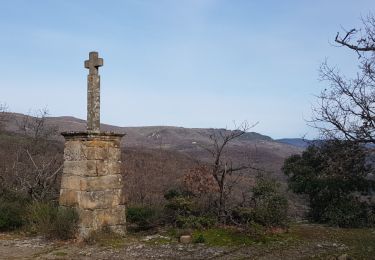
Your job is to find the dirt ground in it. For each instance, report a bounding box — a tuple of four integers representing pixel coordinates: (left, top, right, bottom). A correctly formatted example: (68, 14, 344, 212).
(0, 224, 374, 260)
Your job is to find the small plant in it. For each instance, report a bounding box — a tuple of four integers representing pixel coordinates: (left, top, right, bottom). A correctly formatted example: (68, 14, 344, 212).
(251, 176, 289, 228)
(0, 191, 29, 231)
(27, 202, 57, 235)
(52, 207, 78, 239)
(26, 202, 78, 239)
(0, 199, 26, 231)
(176, 215, 216, 229)
(193, 233, 205, 243)
(126, 206, 160, 231)
(245, 221, 266, 241)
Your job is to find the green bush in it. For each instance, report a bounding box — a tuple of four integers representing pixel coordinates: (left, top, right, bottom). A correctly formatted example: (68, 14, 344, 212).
(27, 202, 57, 235)
(0, 192, 29, 231)
(26, 202, 78, 239)
(126, 206, 160, 231)
(176, 215, 216, 229)
(0, 200, 25, 231)
(193, 233, 206, 243)
(165, 196, 194, 215)
(231, 176, 288, 228)
(244, 221, 266, 241)
(52, 207, 79, 239)
(283, 140, 375, 227)
(251, 192, 289, 228)
(164, 189, 182, 200)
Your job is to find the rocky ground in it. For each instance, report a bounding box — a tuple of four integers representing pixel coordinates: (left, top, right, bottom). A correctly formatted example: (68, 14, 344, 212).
(0, 224, 374, 260)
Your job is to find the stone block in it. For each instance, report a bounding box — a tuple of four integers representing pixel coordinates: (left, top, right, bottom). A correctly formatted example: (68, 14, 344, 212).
(64, 141, 84, 161)
(63, 160, 97, 176)
(108, 225, 126, 236)
(84, 146, 108, 160)
(96, 161, 122, 175)
(86, 160, 97, 176)
(80, 175, 122, 191)
(180, 235, 192, 244)
(95, 205, 126, 226)
(78, 206, 126, 228)
(108, 147, 121, 161)
(79, 189, 122, 209)
(60, 175, 82, 190)
(59, 189, 80, 207)
(63, 161, 85, 175)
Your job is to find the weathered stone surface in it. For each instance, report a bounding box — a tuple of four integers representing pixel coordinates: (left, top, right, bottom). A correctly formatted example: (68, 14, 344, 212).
(64, 141, 84, 161)
(80, 175, 123, 191)
(63, 160, 97, 176)
(60, 175, 82, 190)
(180, 235, 192, 244)
(59, 189, 80, 207)
(79, 189, 123, 209)
(96, 161, 121, 175)
(107, 225, 126, 236)
(108, 147, 121, 161)
(78, 205, 126, 228)
(84, 146, 107, 160)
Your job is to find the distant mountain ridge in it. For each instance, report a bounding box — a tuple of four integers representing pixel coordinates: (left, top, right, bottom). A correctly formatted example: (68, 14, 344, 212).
(276, 138, 311, 148)
(2, 112, 304, 182)
(4, 112, 302, 148)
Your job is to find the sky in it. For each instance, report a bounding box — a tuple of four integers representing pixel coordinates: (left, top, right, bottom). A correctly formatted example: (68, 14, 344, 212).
(0, 0, 374, 139)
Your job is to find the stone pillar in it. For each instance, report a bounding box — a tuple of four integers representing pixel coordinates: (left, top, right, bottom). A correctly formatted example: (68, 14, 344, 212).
(59, 131, 126, 238)
(87, 74, 100, 132)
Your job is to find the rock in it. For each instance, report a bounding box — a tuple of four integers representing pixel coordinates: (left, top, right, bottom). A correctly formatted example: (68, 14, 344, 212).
(179, 235, 192, 244)
(338, 254, 350, 260)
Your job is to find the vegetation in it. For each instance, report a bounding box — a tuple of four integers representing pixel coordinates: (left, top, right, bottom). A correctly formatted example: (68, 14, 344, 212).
(26, 201, 78, 239)
(126, 206, 161, 231)
(283, 140, 375, 227)
(0, 191, 29, 231)
(232, 176, 289, 229)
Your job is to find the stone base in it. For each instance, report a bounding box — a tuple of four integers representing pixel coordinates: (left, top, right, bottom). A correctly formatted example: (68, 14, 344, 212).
(59, 131, 126, 238)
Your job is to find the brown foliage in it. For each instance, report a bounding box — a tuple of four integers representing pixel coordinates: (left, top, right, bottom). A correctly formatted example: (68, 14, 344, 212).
(183, 165, 218, 195)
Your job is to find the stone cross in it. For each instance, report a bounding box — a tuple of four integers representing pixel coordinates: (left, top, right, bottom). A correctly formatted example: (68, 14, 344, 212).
(85, 52, 103, 132)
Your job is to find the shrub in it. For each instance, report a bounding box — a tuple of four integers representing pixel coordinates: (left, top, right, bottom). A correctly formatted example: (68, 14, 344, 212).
(165, 196, 194, 215)
(244, 221, 266, 241)
(231, 176, 288, 228)
(27, 202, 57, 235)
(126, 206, 160, 231)
(26, 202, 78, 239)
(193, 233, 206, 243)
(0, 192, 29, 231)
(52, 207, 78, 239)
(0, 200, 25, 231)
(253, 176, 288, 227)
(164, 189, 182, 200)
(175, 215, 216, 229)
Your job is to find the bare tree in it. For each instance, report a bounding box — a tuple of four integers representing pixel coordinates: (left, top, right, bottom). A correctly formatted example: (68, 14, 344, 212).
(18, 108, 58, 140)
(198, 121, 259, 222)
(1, 107, 63, 201)
(312, 14, 375, 143)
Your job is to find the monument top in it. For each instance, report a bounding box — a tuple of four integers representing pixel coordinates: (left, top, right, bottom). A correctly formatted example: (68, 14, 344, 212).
(85, 51, 102, 132)
(84, 51, 103, 75)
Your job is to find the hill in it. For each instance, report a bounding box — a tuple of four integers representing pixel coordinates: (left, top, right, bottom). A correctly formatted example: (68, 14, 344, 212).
(1, 112, 305, 213)
(3, 113, 302, 175)
(276, 138, 311, 148)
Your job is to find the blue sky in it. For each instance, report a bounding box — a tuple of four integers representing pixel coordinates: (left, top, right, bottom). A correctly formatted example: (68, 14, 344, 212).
(0, 0, 374, 138)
